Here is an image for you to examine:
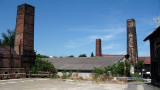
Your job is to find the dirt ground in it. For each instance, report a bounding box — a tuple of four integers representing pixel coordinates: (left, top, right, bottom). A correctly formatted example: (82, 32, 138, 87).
(0, 78, 127, 90)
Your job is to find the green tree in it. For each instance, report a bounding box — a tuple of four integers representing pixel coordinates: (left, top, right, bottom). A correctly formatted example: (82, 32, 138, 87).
(78, 54, 87, 57)
(1, 29, 15, 48)
(116, 61, 131, 76)
(36, 53, 49, 58)
(93, 67, 104, 78)
(0, 39, 2, 46)
(135, 60, 144, 73)
(68, 55, 74, 57)
(91, 52, 94, 57)
(31, 55, 57, 74)
(104, 61, 131, 77)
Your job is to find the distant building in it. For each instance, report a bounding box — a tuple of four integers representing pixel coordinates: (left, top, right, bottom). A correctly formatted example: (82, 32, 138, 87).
(144, 26, 160, 86)
(138, 57, 151, 78)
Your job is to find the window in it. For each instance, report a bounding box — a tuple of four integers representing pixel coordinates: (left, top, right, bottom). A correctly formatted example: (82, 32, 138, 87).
(15, 71, 18, 73)
(4, 72, 8, 74)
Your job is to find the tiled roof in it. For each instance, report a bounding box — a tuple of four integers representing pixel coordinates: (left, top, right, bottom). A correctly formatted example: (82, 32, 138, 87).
(138, 57, 150, 64)
(43, 56, 124, 71)
(0, 46, 17, 55)
(102, 54, 124, 56)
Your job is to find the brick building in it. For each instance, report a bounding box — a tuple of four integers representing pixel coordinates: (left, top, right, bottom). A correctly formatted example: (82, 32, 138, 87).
(0, 4, 35, 80)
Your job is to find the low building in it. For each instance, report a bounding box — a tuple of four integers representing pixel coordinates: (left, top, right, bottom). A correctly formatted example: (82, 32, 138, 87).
(0, 46, 26, 79)
(144, 26, 160, 86)
(138, 57, 151, 78)
(44, 56, 125, 79)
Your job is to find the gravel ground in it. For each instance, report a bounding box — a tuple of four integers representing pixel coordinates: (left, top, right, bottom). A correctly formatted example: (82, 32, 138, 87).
(0, 78, 127, 90)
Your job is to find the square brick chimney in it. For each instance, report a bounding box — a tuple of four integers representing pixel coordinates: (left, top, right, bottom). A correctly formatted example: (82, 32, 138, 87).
(96, 39, 102, 56)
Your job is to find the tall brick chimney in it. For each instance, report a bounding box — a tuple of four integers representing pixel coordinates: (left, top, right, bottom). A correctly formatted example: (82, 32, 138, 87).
(127, 19, 138, 65)
(14, 4, 35, 55)
(96, 39, 102, 56)
(14, 4, 35, 73)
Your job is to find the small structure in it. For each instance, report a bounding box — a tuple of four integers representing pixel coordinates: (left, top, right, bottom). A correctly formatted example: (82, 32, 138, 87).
(144, 26, 160, 86)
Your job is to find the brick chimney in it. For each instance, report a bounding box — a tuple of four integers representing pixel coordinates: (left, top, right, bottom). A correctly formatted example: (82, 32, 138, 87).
(14, 4, 35, 55)
(96, 39, 102, 56)
(127, 19, 138, 65)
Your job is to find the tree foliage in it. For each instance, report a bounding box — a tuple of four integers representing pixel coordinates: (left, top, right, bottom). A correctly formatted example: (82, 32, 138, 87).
(91, 52, 94, 57)
(93, 61, 131, 77)
(79, 54, 87, 57)
(36, 53, 49, 58)
(68, 55, 74, 57)
(1, 29, 15, 48)
(31, 54, 57, 74)
(135, 60, 144, 73)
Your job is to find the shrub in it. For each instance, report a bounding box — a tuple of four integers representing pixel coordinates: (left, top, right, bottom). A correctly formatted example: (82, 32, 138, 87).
(92, 67, 104, 78)
(130, 73, 141, 77)
(93, 60, 131, 79)
(62, 70, 67, 79)
(117, 61, 131, 76)
(30, 56, 57, 77)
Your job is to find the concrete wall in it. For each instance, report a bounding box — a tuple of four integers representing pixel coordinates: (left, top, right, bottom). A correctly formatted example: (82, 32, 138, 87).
(57, 72, 92, 79)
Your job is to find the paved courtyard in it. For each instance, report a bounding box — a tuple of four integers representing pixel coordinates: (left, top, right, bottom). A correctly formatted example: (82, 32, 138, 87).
(0, 78, 159, 90)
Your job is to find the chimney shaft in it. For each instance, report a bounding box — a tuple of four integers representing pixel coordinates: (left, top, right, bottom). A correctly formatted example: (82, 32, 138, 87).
(127, 19, 138, 65)
(96, 39, 102, 56)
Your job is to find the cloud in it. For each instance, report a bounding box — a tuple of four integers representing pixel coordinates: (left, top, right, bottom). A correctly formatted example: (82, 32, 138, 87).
(64, 39, 93, 48)
(88, 34, 114, 41)
(64, 27, 125, 48)
(68, 27, 125, 33)
(102, 44, 120, 50)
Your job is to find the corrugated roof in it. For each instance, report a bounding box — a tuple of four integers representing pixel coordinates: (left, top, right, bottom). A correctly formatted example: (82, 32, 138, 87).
(0, 46, 17, 55)
(43, 56, 124, 71)
(138, 57, 150, 64)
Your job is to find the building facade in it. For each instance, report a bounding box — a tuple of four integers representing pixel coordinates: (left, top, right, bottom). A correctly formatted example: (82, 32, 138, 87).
(144, 26, 160, 86)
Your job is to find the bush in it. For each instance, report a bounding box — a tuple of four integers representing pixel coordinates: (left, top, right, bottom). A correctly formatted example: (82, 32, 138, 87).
(79, 54, 87, 57)
(93, 60, 131, 79)
(61, 70, 73, 79)
(93, 67, 104, 78)
(30, 56, 57, 77)
(130, 73, 141, 77)
(117, 61, 131, 76)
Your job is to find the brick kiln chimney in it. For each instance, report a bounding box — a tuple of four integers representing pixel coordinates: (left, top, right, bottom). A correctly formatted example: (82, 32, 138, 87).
(96, 39, 102, 56)
(127, 19, 138, 65)
(14, 4, 35, 55)
(14, 4, 35, 73)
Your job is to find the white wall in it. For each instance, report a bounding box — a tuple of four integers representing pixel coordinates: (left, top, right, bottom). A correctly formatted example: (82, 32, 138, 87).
(57, 72, 92, 79)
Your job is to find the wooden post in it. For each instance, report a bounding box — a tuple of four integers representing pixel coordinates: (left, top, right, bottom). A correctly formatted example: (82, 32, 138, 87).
(124, 59, 126, 77)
